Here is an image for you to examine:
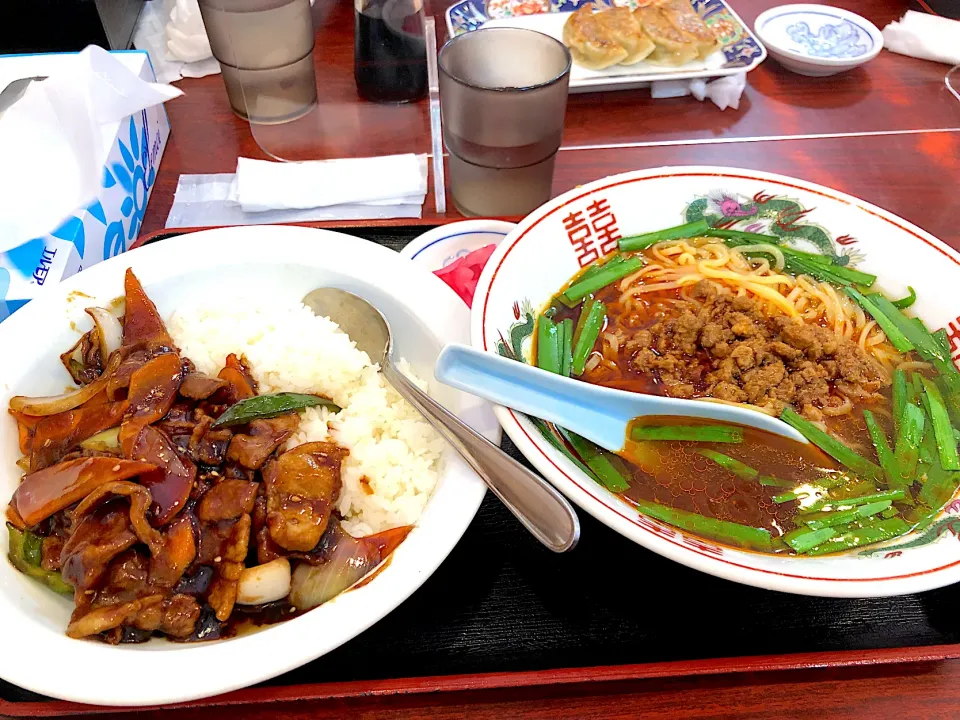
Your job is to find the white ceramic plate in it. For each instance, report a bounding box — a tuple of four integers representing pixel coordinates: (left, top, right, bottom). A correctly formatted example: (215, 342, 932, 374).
(0, 226, 489, 706)
(472, 166, 960, 598)
(446, 0, 767, 93)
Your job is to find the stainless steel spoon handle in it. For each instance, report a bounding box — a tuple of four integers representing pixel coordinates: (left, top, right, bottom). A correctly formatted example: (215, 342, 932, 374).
(382, 360, 580, 553)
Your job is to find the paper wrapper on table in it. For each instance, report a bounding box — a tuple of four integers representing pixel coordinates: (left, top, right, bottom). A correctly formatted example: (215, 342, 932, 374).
(0, 48, 176, 322)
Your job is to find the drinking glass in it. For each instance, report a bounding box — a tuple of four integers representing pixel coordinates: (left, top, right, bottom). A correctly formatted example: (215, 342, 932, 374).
(438, 28, 571, 217)
(198, 0, 318, 124)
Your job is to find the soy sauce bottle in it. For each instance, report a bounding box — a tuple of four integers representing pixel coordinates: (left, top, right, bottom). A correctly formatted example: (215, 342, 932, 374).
(354, 0, 428, 103)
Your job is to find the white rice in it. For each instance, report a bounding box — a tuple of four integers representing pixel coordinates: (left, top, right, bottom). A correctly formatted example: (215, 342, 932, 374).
(167, 300, 444, 537)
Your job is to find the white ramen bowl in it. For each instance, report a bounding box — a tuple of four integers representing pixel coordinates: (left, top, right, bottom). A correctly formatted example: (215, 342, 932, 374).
(472, 165, 960, 598)
(0, 226, 489, 706)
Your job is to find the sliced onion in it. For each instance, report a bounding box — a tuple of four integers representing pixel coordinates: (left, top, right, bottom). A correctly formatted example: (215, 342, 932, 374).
(236, 558, 291, 605)
(79, 426, 121, 452)
(10, 352, 122, 416)
(85, 307, 123, 361)
(288, 522, 409, 611)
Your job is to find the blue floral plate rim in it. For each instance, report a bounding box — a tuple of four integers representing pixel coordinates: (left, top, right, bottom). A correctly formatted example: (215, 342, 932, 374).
(444, 0, 767, 90)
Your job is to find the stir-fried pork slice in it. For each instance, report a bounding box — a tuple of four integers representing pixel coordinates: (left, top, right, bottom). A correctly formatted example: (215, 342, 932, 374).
(226, 414, 300, 470)
(72, 538, 202, 641)
(11, 457, 157, 526)
(252, 492, 283, 565)
(41, 535, 64, 571)
(74, 481, 164, 554)
(156, 402, 197, 436)
(179, 373, 227, 400)
(94, 548, 149, 605)
(186, 414, 233, 466)
(66, 596, 162, 639)
(199, 515, 252, 621)
(263, 442, 346, 552)
(197, 480, 258, 522)
(119, 352, 184, 456)
(71, 480, 197, 591)
(159, 594, 202, 638)
(132, 425, 196, 525)
(59, 502, 138, 591)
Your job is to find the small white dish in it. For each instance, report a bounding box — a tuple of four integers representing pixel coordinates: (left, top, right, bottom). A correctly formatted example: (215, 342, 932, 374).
(400, 220, 515, 271)
(754, 4, 883, 77)
(400, 220, 511, 446)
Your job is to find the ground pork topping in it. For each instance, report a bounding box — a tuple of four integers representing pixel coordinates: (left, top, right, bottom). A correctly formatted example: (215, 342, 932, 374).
(624, 280, 887, 418)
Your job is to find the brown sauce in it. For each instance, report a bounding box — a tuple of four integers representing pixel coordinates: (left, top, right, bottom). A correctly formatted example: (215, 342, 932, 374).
(538, 252, 923, 554)
(619, 417, 838, 542)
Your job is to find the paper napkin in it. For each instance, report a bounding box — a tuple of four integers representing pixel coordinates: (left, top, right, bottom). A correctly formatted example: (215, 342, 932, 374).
(883, 11, 960, 66)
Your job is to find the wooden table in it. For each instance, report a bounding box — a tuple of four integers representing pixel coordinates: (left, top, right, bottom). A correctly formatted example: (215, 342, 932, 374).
(129, 0, 960, 717)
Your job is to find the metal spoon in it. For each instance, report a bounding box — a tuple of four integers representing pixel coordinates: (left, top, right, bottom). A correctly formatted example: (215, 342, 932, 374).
(302, 288, 580, 553)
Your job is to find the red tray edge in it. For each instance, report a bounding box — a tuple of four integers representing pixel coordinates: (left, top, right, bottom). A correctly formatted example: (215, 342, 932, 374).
(5, 643, 960, 717)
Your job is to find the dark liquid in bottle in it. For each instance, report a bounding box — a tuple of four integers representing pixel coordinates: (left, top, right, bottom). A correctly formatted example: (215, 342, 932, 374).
(354, 2, 427, 103)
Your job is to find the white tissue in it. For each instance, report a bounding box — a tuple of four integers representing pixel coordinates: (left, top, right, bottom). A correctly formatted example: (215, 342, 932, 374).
(234, 155, 428, 212)
(0, 46, 182, 252)
(167, 0, 214, 63)
(882, 11, 960, 66)
(650, 72, 746, 110)
(165, 173, 425, 227)
(133, 0, 221, 84)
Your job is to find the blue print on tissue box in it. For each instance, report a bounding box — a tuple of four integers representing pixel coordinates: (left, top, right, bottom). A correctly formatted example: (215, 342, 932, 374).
(1, 101, 169, 322)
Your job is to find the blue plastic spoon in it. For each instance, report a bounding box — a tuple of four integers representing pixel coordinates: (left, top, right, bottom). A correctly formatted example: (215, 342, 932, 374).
(435, 343, 807, 451)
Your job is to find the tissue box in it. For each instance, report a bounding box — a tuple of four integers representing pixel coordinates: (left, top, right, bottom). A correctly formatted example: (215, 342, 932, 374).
(0, 50, 169, 322)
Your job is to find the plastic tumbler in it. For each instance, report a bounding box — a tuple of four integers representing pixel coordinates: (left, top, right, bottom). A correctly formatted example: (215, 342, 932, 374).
(438, 28, 572, 217)
(198, 0, 318, 124)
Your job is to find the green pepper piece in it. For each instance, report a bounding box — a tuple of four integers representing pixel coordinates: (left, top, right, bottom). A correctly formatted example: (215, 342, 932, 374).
(22, 530, 42, 567)
(6, 523, 73, 595)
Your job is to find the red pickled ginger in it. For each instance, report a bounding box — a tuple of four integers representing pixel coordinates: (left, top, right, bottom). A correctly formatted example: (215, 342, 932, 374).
(433, 244, 497, 308)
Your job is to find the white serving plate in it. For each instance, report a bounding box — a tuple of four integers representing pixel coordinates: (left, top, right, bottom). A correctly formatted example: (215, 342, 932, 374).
(472, 165, 960, 598)
(0, 226, 490, 706)
(445, 0, 767, 93)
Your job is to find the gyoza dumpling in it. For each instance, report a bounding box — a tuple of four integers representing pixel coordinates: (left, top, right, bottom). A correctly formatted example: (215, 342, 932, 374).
(656, 0, 720, 59)
(563, 5, 628, 71)
(634, 5, 698, 66)
(594, 7, 655, 65)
